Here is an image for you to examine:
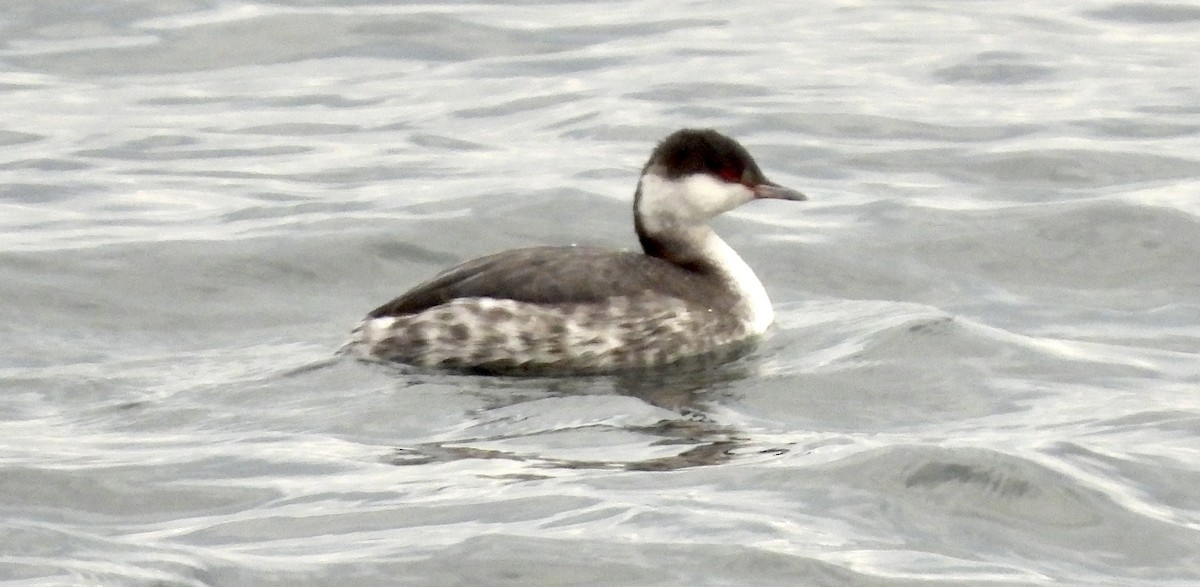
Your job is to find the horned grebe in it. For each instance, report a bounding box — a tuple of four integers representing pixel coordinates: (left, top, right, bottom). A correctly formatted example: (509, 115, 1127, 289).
(341, 128, 806, 374)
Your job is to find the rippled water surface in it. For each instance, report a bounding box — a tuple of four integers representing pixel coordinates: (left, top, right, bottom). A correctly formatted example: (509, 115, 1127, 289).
(3, 1, 1199, 585)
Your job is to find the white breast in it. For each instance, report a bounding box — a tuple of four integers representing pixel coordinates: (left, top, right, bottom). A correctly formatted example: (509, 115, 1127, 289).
(698, 230, 774, 334)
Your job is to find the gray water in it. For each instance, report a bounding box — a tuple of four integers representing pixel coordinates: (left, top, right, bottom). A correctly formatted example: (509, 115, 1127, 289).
(2, 1, 1199, 585)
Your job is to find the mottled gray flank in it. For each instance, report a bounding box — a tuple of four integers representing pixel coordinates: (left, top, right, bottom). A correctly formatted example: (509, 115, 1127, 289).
(346, 295, 753, 374)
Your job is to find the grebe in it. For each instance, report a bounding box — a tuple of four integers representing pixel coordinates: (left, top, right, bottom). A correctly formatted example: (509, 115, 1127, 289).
(342, 129, 806, 374)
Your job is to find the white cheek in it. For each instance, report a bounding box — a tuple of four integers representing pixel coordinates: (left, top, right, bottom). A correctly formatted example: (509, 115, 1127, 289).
(680, 174, 753, 215)
(638, 173, 753, 231)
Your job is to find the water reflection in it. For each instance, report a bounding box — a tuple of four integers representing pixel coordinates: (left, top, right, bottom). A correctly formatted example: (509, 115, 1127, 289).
(380, 354, 785, 472)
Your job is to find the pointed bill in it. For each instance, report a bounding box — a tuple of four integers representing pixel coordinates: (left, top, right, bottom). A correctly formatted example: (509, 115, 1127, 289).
(754, 181, 807, 201)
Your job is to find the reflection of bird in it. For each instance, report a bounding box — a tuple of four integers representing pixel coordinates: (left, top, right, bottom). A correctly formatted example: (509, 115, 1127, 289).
(343, 129, 806, 374)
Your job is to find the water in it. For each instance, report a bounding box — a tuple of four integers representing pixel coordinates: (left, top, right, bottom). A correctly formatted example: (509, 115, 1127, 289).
(2, 1, 1199, 585)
